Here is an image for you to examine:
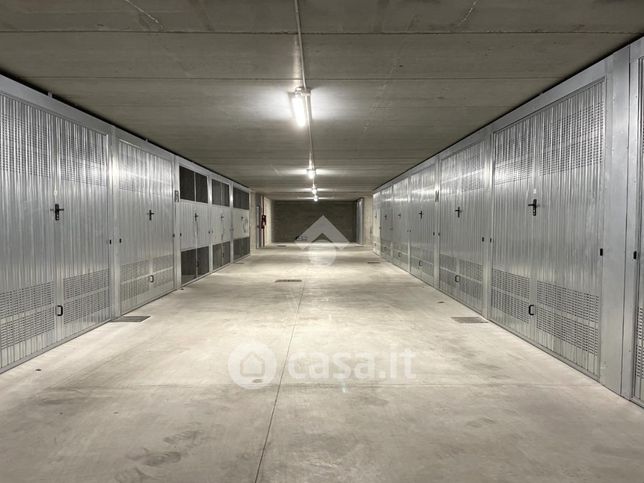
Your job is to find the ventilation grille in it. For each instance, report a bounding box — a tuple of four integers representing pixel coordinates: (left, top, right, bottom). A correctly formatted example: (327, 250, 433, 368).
(121, 278, 150, 302)
(439, 157, 460, 194)
(536, 307, 599, 355)
(153, 268, 174, 288)
(636, 306, 643, 377)
(0, 308, 55, 351)
(494, 116, 536, 185)
(441, 143, 485, 195)
(491, 270, 530, 323)
(536, 281, 600, 324)
(492, 269, 529, 300)
(222, 241, 231, 265)
(639, 63, 644, 382)
(63, 269, 109, 300)
(494, 81, 605, 184)
(153, 254, 173, 272)
(64, 290, 110, 325)
(460, 278, 482, 301)
(63, 269, 110, 325)
(422, 262, 435, 278)
(0, 282, 55, 320)
(213, 243, 223, 269)
(149, 157, 173, 197)
(119, 142, 148, 193)
(541, 82, 605, 176)
(492, 290, 530, 323)
(0, 95, 54, 178)
(58, 119, 107, 186)
(439, 269, 457, 289)
(458, 143, 484, 192)
(460, 260, 482, 282)
(439, 254, 456, 272)
(121, 260, 150, 282)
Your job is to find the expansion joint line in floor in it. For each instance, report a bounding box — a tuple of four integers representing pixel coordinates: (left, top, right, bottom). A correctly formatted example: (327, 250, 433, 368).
(253, 270, 307, 482)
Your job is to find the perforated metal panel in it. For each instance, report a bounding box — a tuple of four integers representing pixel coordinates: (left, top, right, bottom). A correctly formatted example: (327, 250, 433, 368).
(491, 113, 538, 338)
(409, 166, 436, 285)
(635, 59, 644, 402)
(0, 92, 113, 369)
(233, 237, 251, 260)
(56, 117, 110, 338)
(0, 96, 57, 369)
(491, 81, 605, 376)
(392, 179, 409, 270)
(439, 142, 486, 311)
(380, 187, 393, 260)
(118, 141, 174, 313)
(372, 191, 381, 255)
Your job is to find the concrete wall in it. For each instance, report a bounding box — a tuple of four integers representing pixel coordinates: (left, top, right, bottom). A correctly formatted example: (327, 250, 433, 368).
(273, 200, 356, 243)
(264, 197, 273, 245)
(362, 195, 373, 248)
(250, 193, 274, 250)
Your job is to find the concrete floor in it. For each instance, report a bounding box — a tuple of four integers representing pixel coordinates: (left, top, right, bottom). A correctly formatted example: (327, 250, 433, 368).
(1, 245, 644, 483)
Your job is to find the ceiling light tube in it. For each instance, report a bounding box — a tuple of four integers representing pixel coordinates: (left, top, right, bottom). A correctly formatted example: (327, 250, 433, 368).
(311, 184, 317, 194)
(307, 167, 316, 179)
(313, 195, 319, 202)
(291, 88, 309, 128)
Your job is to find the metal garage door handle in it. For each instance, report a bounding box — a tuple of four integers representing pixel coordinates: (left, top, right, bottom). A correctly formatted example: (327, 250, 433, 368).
(528, 199, 538, 216)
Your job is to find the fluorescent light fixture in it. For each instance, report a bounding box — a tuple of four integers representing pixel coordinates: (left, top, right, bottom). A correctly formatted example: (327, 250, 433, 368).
(291, 88, 309, 128)
(307, 167, 316, 179)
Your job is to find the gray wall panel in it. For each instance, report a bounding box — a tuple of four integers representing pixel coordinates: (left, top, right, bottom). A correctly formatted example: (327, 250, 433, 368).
(272, 201, 356, 243)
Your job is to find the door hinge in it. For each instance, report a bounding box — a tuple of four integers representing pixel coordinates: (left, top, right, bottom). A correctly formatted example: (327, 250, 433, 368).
(56, 305, 64, 317)
(528, 304, 536, 316)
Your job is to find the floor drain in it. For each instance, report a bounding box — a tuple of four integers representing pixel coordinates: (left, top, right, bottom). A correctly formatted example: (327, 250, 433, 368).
(367, 261, 381, 264)
(275, 279, 302, 283)
(452, 317, 487, 324)
(111, 316, 150, 323)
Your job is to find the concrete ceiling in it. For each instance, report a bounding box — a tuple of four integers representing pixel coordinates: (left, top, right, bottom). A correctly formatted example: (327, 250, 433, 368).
(0, 1, 642, 200)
